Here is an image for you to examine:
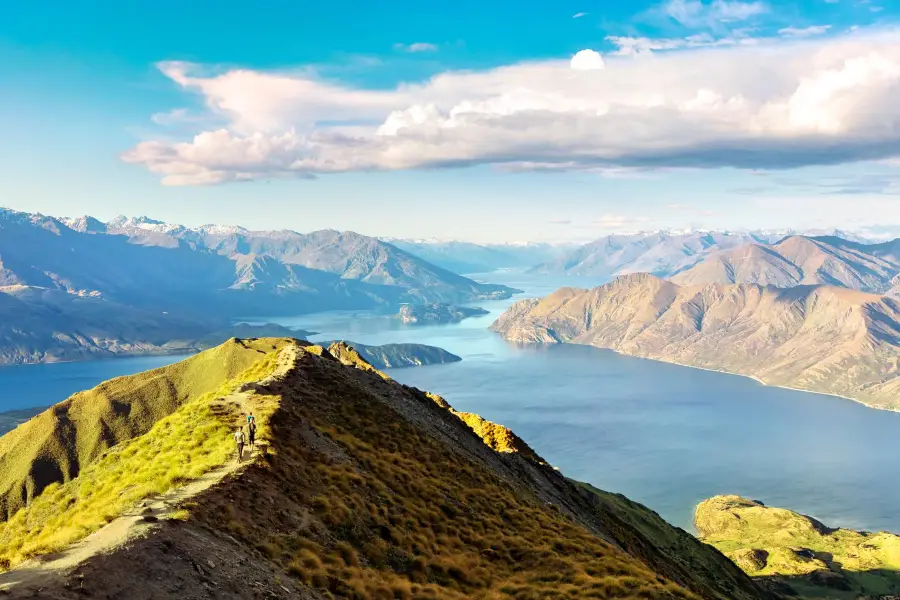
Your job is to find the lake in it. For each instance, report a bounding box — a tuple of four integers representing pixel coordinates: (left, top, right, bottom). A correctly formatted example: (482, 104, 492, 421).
(0, 355, 186, 413)
(3, 270, 900, 534)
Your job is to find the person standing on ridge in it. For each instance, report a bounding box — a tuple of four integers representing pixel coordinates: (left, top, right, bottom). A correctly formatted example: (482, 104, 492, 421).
(234, 426, 246, 462)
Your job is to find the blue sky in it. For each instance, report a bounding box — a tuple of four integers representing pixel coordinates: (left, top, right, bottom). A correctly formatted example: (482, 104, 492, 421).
(1, 0, 899, 242)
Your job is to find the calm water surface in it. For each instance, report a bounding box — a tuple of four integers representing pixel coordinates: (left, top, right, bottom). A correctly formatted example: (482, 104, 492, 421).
(0, 355, 186, 412)
(3, 271, 899, 534)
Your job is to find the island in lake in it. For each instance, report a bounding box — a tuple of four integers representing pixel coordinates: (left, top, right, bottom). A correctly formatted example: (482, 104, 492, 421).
(317, 341, 461, 369)
(398, 302, 489, 324)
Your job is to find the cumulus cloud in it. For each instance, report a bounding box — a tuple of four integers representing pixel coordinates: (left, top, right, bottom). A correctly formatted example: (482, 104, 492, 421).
(569, 49, 606, 70)
(123, 29, 900, 185)
(394, 42, 438, 53)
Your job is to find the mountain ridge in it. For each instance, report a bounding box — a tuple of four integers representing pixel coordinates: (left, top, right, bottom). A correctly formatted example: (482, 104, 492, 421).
(491, 273, 900, 410)
(671, 234, 900, 294)
(528, 230, 882, 279)
(0, 338, 775, 599)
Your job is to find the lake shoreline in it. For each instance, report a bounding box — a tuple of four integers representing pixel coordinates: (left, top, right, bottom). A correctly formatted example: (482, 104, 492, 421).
(590, 345, 900, 415)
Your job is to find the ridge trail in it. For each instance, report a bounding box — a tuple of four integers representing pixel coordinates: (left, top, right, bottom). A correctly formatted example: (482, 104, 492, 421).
(0, 343, 299, 595)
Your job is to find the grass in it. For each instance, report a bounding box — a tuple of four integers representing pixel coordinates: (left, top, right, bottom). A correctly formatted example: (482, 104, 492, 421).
(573, 482, 771, 600)
(195, 346, 703, 600)
(0, 337, 290, 522)
(696, 495, 900, 598)
(0, 338, 290, 571)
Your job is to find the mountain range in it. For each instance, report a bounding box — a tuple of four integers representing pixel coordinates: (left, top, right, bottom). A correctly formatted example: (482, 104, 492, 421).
(491, 273, 900, 410)
(670, 235, 900, 295)
(528, 229, 877, 279)
(0, 208, 518, 364)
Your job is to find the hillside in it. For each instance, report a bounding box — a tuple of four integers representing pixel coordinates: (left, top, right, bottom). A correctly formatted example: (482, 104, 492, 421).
(0, 338, 288, 521)
(671, 235, 900, 292)
(491, 274, 900, 409)
(696, 495, 900, 598)
(0, 338, 774, 600)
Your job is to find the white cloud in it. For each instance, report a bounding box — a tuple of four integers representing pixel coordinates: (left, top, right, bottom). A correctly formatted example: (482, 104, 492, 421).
(569, 49, 605, 70)
(573, 12, 588, 18)
(663, 0, 768, 28)
(393, 42, 438, 53)
(124, 29, 900, 185)
(779, 25, 832, 37)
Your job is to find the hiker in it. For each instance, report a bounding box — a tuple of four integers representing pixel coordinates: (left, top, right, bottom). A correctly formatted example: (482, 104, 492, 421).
(247, 412, 256, 428)
(248, 419, 257, 451)
(234, 426, 246, 462)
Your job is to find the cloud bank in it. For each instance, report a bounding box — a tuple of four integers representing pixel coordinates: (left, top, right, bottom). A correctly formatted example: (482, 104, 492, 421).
(123, 28, 900, 185)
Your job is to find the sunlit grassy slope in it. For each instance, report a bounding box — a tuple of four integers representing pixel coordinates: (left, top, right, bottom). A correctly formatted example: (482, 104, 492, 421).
(0, 338, 290, 570)
(0, 338, 286, 522)
(190, 345, 771, 600)
(696, 495, 900, 599)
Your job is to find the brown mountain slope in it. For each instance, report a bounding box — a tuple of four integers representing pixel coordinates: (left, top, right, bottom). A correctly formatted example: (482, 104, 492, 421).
(671, 235, 900, 292)
(492, 274, 900, 410)
(0, 338, 286, 521)
(0, 340, 773, 600)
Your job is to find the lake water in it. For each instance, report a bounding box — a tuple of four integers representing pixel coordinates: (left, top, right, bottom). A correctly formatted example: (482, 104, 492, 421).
(0, 355, 185, 412)
(3, 270, 900, 534)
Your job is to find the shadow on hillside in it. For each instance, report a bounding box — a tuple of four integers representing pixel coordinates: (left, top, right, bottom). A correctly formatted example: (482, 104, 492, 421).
(754, 567, 900, 599)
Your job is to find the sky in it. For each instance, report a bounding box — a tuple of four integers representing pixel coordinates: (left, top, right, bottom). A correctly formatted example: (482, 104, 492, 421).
(1, 0, 899, 243)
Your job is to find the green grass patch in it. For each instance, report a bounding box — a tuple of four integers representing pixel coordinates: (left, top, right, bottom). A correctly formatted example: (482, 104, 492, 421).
(0, 339, 290, 571)
(696, 495, 900, 598)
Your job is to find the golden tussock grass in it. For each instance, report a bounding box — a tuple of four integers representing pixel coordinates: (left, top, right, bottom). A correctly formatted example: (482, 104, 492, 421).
(195, 350, 700, 599)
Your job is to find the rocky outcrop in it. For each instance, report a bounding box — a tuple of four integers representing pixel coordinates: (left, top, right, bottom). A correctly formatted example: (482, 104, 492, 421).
(492, 273, 900, 409)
